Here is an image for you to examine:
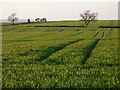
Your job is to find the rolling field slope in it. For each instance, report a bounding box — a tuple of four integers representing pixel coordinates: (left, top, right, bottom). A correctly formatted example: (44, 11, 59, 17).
(2, 20, 119, 88)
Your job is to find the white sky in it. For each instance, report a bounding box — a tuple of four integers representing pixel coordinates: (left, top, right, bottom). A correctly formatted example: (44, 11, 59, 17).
(0, 0, 119, 20)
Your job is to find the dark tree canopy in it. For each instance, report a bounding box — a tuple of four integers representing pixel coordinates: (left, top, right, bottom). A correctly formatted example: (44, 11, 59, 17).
(28, 19, 31, 23)
(35, 18, 47, 22)
(35, 18, 40, 22)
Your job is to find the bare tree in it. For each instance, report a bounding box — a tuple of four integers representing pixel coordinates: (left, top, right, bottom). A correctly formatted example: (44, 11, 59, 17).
(80, 10, 97, 27)
(8, 13, 18, 24)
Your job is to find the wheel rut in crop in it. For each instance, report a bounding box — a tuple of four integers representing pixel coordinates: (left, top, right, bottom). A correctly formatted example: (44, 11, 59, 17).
(70, 32, 83, 37)
(21, 29, 62, 39)
(81, 28, 106, 64)
(22, 33, 55, 40)
(99, 20, 115, 28)
(108, 20, 113, 37)
(81, 39, 100, 64)
(18, 27, 33, 32)
(23, 33, 58, 39)
(35, 39, 84, 61)
(109, 20, 113, 26)
(92, 31, 99, 38)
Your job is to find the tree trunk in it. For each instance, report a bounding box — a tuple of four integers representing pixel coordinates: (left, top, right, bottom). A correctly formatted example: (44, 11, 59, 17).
(85, 22, 88, 28)
(85, 21, 90, 28)
(12, 21, 14, 25)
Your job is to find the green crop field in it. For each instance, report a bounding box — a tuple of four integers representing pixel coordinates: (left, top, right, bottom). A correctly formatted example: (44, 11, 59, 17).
(2, 20, 119, 88)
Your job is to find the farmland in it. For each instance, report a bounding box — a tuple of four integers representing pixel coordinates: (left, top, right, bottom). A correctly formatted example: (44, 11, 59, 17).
(2, 20, 119, 88)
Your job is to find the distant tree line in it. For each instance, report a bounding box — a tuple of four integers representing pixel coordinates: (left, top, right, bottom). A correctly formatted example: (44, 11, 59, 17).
(35, 18, 47, 22)
(8, 10, 97, 27)
(28, 18, 47, 23)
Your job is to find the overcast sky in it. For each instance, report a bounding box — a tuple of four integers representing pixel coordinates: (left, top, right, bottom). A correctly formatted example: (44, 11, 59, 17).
(0, 0, 119, 21)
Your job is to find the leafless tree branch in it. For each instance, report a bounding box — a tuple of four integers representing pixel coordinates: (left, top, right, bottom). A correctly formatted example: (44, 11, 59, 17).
(80, 10, 97, 27)
(8, 13, 18, 24)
